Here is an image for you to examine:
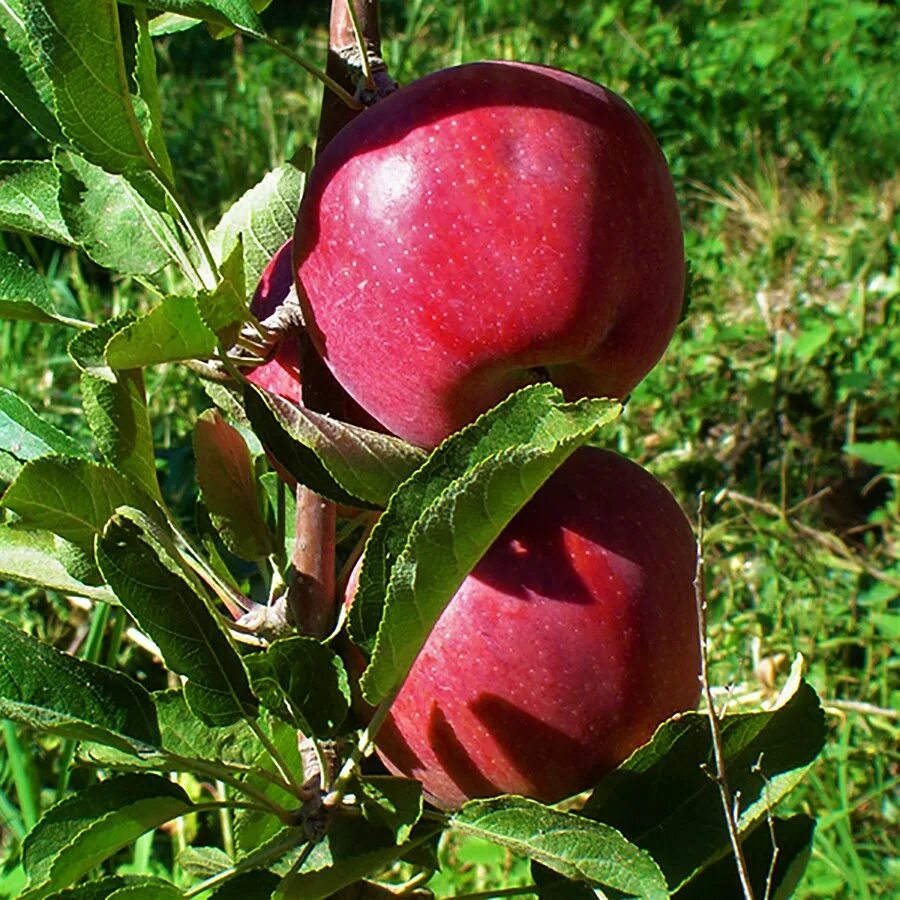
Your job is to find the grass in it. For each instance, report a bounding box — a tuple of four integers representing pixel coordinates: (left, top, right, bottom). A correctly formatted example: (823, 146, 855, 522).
(1, 0, 897, 895)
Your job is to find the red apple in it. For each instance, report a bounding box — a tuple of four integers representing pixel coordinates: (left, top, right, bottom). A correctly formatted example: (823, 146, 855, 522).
(245, 239, 383, 428)
(347, 447, 700, 809)
(246, 239, 302, 403)
(295, 61, 685, 448)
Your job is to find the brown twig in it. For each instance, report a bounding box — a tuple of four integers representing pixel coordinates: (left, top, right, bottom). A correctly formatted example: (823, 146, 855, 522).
(284, 1, 395, 639)
(694, 492, 757, 900)
(316, 0, 397, 153)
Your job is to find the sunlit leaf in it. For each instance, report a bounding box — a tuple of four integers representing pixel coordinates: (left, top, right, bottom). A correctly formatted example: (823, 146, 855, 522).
(209, 162, 305, 292)
(0, 249, 84, 326)
(104, 295, 218, 367)
(0, 526, 115, 602)
(0, 620, 159, 752)
(0, 159, 74, 244)
(21, 775, 193, 899)
(82, 368, 161, 502)
(119, 0, 266, 38)
(21, 1, 154, 177)
(452, 797, 667, 899)
(352, 384, 620, 704)
(56, 151, 180, 275)
(0, 0, 64, 143)
(0, 387, 89, 475)
(1, 457, 153, 553)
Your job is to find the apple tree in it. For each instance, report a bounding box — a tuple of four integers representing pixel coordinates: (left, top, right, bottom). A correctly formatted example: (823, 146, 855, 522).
(0, 1, 824, 897)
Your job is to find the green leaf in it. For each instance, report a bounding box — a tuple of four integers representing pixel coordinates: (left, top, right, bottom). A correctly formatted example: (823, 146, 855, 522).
(872, 611, 900, 640)
(243, 384, 426, 508)
(104, 294, 218, 368)
(106, 880, 184, 899)
(208, 162, 305, 293)
(0, 160, 75, 244)
(201, 240, 248, 345)
(208, 870, 279, 899)
(42, 875, 131, 898)
(53, 535, 108, 591)
(153, 690, 261, 765)
(96, 508, 258, 726)
(56, 151, 180, 276)
(130, 6, 173, 180)
(0, 619, 160, 752)
(75, 317, 160, 501)
(272, 820, 441, 900)
(530, 862, 602, 898)
(0, 0, 65, 144)
(844, 439, 900, 470)
(21, 0, 153, 177)
(582, 668, 825, 890)
(232, 825, 305, 880)
(43, 876, 186, 898)
(353, 384, 621, 704)
(149, 13, 204, 37)
(789, 322, 833, 362)
(233, 717, 304, 856)
(0, 449, 18, 484)
(245, 636, 350, 737)
(81, 368, 161, 503)
(675, 815, 814, 899)
(68, 313, 136, 381)
(194, 409, 273, 560)
(451, 797, 667, 899)
(119, 0, 266, 39)
(80, 694, 281, 786)
(0, 249, 83, 326)
(1, 457, 153, 553)
(177, 846, 233, 879)
(750, 43, 778, 69)
(0, 387, 89, 477)
(355, 776, 423, 844)
(0, 526, 116, 602)
(260, 470, 297, 564)
(21, 774, 193, 900)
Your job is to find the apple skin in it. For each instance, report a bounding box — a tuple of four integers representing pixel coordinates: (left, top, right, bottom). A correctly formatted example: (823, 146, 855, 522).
(245, 239, 383, 429)
(295, 61, 685, 448)
(246, 239, 302, 403)
(347, 447, 700, 809)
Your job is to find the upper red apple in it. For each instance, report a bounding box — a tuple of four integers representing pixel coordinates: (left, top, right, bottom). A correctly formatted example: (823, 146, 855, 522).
(347, 447, 700, 809)
(245, 239, 382, 430)
(246, 239, 302, 403)
(295, 61, 685, 447)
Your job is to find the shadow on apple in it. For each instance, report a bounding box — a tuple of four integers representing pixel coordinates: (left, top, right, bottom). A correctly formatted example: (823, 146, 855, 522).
(353, 447, 701, 809)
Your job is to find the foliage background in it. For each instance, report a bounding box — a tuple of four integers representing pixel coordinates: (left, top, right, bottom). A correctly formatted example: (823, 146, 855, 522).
(1, 0, 897, 895)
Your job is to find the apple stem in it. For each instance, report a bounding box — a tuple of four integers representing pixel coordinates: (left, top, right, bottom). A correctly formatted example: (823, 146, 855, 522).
(316, 0, 397, 152)
(694, 492, 757, 900)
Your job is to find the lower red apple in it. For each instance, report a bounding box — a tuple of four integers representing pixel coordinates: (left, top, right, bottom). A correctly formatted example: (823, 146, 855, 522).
(348, 447, 700, 809)
(296, 61, 685, 447)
